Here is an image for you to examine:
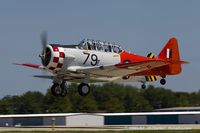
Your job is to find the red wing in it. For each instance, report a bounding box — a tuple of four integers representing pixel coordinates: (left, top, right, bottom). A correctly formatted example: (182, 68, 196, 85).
(14, 63, 45, 70)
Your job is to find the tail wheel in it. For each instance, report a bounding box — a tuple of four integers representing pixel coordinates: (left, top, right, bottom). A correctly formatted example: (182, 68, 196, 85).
(78, 83, 90, 96)
(160, 78, 166, 85)
(141, 84, 146, 89)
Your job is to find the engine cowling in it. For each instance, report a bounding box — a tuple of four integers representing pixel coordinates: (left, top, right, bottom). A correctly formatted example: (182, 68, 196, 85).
(41, 44, 65, 71)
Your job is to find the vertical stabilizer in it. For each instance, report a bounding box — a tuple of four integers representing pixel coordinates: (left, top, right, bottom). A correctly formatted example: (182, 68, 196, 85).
(157, 38, 180, 61)
(157, 38, 182, 75)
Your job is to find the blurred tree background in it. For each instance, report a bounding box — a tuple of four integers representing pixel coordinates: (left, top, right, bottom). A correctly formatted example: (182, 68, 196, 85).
(0, 83, 200, 114)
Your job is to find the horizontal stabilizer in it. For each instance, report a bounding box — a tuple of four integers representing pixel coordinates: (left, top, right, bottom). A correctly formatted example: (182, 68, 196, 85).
(33, 75, 53, 79)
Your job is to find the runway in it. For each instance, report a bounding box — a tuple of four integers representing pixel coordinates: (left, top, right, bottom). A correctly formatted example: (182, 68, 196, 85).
(0, 125, 200, 132)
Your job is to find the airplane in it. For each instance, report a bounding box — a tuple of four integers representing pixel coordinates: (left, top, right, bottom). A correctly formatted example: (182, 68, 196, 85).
(16, 32, 188, 96)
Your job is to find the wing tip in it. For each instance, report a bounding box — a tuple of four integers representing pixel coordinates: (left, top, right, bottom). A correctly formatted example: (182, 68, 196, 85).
(13, 63, 41, 69)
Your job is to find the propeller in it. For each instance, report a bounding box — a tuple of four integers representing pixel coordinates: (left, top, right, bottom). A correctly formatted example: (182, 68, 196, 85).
(39, 31, 48, 64)
(39, 31, 50, 81)
(41, 31, 48, 49)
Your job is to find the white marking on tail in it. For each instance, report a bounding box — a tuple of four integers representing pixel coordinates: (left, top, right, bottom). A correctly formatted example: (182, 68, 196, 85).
(166, 48, 171, 59)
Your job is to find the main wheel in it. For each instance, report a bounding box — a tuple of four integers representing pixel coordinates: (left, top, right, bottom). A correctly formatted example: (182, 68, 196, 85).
(78, 83, 90, 96)
(51, 83, 63, 96)
(160, 78, 166, 85)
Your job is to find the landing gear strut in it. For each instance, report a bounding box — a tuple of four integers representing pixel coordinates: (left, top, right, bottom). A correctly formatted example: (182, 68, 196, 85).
(141, 81, 146, 89)
(160, 78, 166, 85)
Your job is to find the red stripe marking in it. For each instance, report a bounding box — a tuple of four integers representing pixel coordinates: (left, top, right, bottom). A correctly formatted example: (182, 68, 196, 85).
(53, 47, 59, 52)
(57, 63, 63, 68)
(59, 52, 65, 58)
(15, 63, 40, 68)
(53, 57, 59, 63)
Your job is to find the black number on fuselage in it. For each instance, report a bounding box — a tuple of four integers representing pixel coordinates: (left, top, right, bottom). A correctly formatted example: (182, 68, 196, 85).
(91, 54, 98, 66)
(83, 53, 99, 66)
(83, 53, 90, 64)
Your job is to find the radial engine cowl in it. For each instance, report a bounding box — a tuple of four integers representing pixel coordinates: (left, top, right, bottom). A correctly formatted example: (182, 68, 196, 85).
(42, 45, 65, 71)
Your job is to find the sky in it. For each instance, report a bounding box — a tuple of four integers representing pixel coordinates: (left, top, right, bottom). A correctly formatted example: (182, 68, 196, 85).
(0, 0, 199, 98)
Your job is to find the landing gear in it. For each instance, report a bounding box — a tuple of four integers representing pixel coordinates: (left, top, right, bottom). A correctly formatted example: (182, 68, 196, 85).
(60, 81, 67, 97)
(50, 81, 91, 97)
(78, 83, 90, 96)
(160, 78, 166, 85)
(51, 81, 67, 97)
(141, 83, 146, 89)
(51, 73, 91, 97)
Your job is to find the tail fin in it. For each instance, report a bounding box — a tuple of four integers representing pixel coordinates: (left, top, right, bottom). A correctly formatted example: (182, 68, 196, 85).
(157, 37, 180, 61)
(157, 38, 184, 75)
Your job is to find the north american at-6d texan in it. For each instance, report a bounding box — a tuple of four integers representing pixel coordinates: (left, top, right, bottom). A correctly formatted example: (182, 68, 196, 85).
(16, 33, 188, 96)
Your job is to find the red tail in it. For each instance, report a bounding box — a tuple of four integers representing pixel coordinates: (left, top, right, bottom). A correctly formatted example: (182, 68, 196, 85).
(157, 38, 180, 61)
(157, 38, 182, 75)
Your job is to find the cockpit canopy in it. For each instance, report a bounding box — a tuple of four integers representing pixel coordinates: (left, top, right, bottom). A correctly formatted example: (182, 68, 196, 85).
(78, 39, 122, 53)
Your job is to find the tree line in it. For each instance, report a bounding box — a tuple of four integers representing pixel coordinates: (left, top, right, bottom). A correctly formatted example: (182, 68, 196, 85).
(0, 83, 200, 114)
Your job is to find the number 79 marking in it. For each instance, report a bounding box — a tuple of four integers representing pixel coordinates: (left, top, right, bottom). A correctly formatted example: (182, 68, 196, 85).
(83, 53, 99, 66)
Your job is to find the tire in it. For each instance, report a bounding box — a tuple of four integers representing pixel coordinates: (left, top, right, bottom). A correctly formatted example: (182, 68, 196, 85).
(60, 89, 67, 97)
(78, 83, 90, 96)
(141, 84, 146, 89)
(51, 83, 63, 97)
(160, 78, 166, 85)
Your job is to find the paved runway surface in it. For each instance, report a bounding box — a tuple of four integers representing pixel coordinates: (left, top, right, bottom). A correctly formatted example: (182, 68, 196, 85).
(0, 125, 200, 131)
